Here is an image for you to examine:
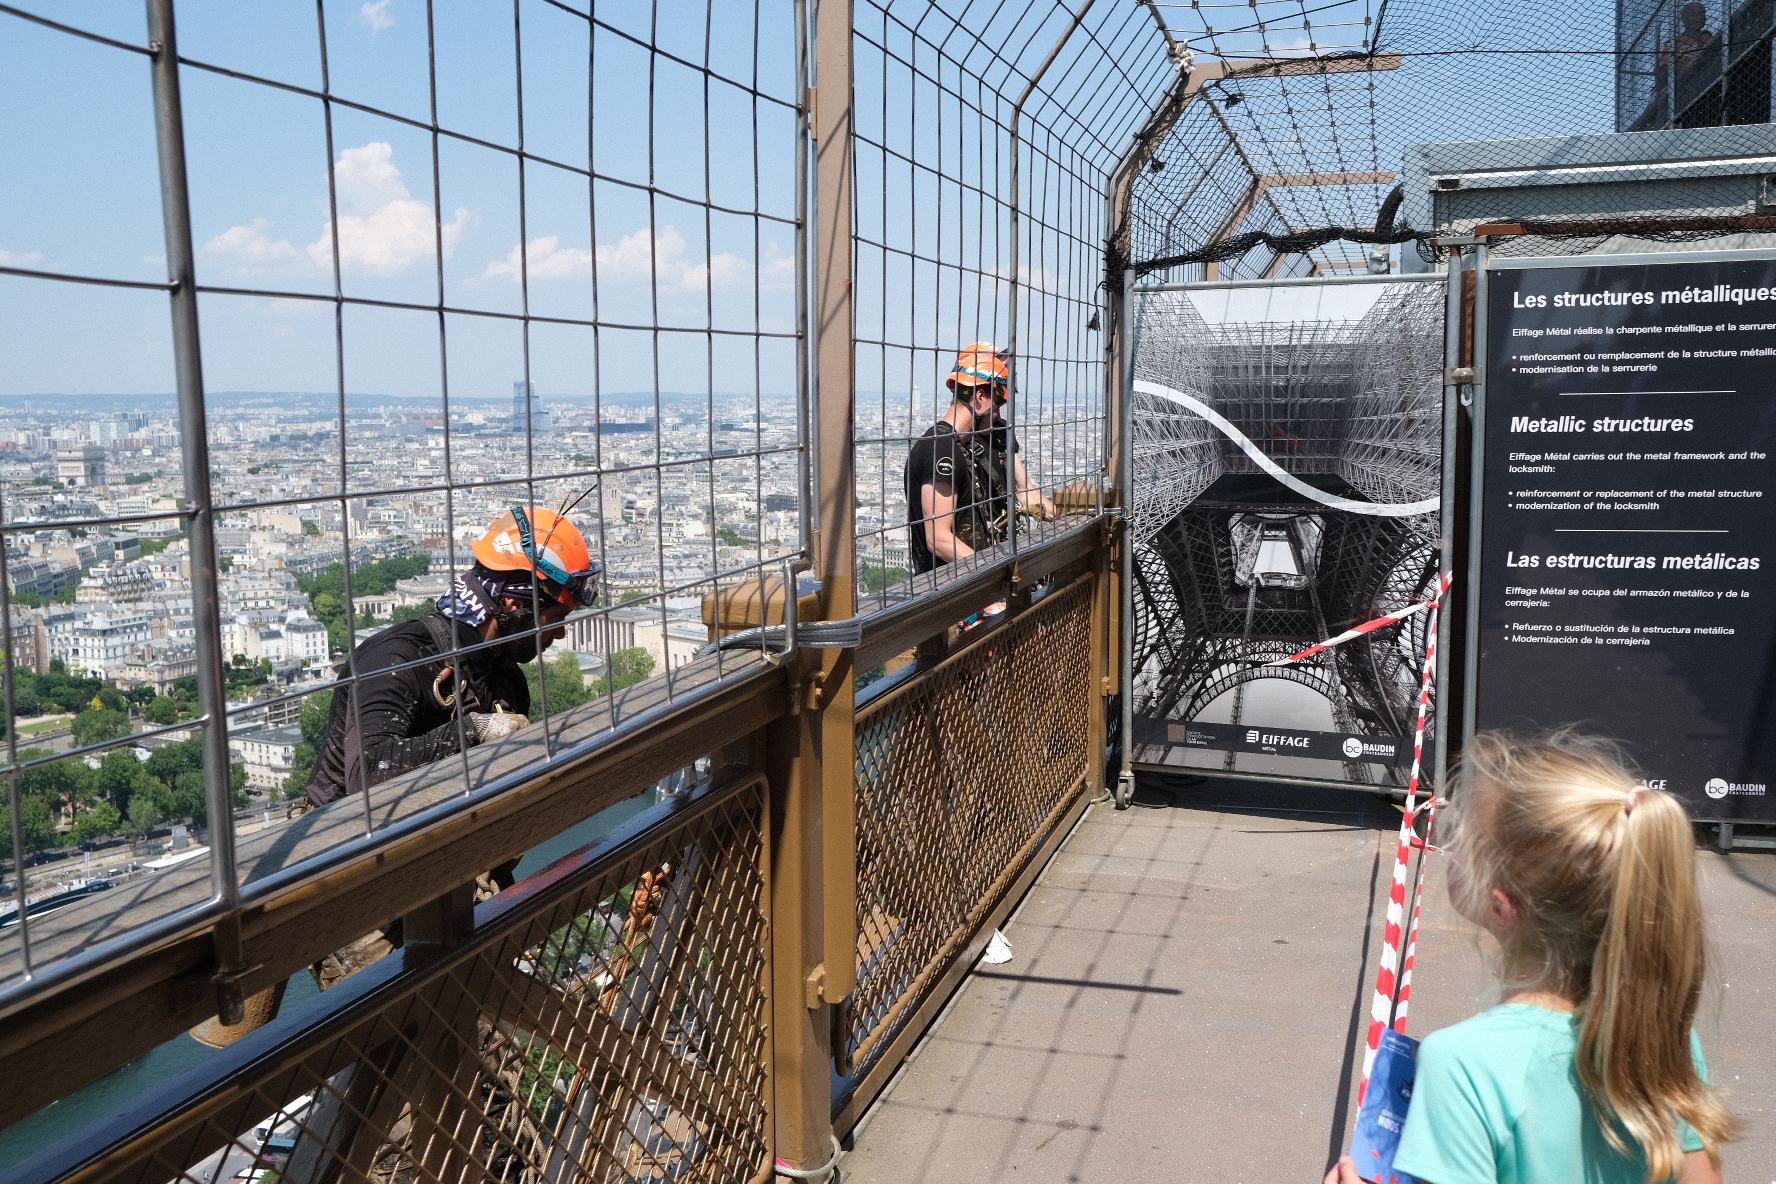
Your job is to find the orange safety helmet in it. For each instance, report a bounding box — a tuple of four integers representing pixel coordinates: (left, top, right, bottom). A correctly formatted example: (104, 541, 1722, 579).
(946, 341, 1010, 392)
(471, 506, 601, 608)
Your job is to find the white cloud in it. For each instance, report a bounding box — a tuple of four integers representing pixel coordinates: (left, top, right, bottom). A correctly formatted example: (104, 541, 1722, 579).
(204, 218, 305, 272)
(759, 241, 794, 289)
(0, 247, 46, 268)
(203, 142, 469, 279)
(482, 235, 594, 282)
(360, 0, 394, 34)
(481, 225, 750, 294)
(994, 263, 1061, 295)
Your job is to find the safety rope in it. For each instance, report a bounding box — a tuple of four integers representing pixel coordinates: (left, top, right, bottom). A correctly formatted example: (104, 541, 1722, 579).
(774, 1135, 842, 1180)
(1262, 596, 1438, 668)
(1356, 572, 1449, 1106)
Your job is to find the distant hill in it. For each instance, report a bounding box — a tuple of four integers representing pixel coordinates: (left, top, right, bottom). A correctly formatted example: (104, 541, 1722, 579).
(0, 390, 794, 414)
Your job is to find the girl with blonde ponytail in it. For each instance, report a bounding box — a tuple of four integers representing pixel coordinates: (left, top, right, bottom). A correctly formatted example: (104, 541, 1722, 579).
(1330, 730, 1737, 1184)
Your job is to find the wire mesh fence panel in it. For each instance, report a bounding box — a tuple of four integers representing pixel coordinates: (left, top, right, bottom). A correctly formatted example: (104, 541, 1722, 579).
(1, 0, 803, 1005)
(1117, 0, 1776, 284)
(1126, 280, 1443, 786)
(36, 778, 769, 1184)
(850, 0, 1174, 614)
(838, 574, 1094, 1100)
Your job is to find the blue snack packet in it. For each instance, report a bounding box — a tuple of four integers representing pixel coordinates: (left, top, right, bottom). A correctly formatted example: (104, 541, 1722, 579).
(1350, 1028, 1420, 1184)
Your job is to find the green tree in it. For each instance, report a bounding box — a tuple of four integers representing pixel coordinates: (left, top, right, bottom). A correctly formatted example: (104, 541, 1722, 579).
(283, 743, 317, 800)
(70, 709, 129, 748)
(173, 769, 207, 823)
(524, 652, 592, 722)
(592, 647, 656, 698)
(96, 749, 154, 815)
(19, 750, 94, 817)
(299, 689, 334, 745)
(71, 800, 122, 844)
(126, 795, 163, 839)
(0, 794, 57, 856)
(861, 564, 909, 594)
(145, 696, 179, 724)
(9, 681, 41, 717)
(303, 520, 320, 537)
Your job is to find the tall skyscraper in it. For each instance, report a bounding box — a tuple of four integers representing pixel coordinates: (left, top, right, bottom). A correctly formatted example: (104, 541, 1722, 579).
(512, 381, 551, 435)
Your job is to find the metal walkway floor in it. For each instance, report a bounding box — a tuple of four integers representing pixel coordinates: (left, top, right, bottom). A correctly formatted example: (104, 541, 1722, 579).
(842, 775, 1776, 1183)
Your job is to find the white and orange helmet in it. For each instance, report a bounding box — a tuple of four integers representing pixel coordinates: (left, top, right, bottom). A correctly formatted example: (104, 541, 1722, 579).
(945, 341, 1010, 393)
(471, 506, 601, 608)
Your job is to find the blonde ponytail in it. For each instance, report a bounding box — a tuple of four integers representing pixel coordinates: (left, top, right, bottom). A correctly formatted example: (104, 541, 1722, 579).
(1451, 731, 1737, 1181)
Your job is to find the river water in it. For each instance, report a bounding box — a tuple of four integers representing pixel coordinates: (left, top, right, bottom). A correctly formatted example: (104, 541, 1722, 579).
(0, 791, 655, 1169)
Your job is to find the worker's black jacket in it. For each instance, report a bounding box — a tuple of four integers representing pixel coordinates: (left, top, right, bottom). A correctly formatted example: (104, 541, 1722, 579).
(305, 614, 529, 807)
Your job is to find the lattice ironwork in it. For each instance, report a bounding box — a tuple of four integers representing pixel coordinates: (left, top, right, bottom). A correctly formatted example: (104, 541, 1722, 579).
(55, 781, 770, 1184)
(1116, 0, 1776, 280)
(839, 575, 1094, 1095)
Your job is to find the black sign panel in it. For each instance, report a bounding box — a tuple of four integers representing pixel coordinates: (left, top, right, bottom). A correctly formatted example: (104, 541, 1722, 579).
(1478, 258, 1776, 820)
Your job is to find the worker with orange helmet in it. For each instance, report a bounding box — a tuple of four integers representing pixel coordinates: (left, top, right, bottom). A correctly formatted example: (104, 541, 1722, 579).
(302, 505, 601, 808)
(904, 342, 1057, 573)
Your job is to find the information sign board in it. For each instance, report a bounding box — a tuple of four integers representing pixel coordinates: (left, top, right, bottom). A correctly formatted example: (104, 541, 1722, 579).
(1477, 257, 1776, 820)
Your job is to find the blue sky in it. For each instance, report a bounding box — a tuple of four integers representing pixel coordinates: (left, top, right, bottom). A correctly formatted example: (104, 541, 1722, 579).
(0, 0, 800, 404)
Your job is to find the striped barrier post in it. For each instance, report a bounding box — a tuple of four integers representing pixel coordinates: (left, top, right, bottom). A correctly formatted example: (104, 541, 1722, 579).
(1356, 574, 1449, 1106)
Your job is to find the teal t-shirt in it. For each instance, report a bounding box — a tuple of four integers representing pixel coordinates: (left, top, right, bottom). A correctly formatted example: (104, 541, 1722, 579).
(1393, 1004, 1706, 1184)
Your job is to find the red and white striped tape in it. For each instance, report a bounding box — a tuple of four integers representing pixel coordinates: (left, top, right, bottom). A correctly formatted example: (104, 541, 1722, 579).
(1263, 597, 1438, 668)
(1356, 573, 1450, 1107)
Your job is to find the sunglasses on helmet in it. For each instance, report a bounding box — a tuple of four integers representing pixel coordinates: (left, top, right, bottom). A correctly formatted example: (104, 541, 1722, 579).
(510, 505, 602, 608)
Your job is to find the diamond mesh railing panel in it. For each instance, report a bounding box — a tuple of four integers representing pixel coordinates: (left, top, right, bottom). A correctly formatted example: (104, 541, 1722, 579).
(60, 780, 770, 1184)
(840, 575, 1094, 1095)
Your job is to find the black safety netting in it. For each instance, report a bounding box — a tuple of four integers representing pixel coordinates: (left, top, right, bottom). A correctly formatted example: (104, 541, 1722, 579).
(1118, 0, 1776, 282)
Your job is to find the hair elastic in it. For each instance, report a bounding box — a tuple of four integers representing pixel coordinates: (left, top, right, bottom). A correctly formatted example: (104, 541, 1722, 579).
(1623, 785, 1649, 815)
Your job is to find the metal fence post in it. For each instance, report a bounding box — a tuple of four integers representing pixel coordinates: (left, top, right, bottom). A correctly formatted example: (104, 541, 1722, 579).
(761, 0, 855, 1170)
(145, 0, 249, 1024)
(812, 0, 857, 1012)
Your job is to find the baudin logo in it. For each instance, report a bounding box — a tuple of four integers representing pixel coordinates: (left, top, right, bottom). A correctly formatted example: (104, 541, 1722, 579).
(1343, 737, 1365, 759)
(1342, 736, 1399, 759)
(1704, 777, 1765, 799)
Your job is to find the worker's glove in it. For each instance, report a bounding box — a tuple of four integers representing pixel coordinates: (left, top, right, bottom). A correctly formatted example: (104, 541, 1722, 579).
(466, 709, 530, 745)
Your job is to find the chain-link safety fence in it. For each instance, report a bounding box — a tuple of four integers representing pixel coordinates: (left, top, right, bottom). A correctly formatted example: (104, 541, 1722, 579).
(11, 775, 770, 1184)
(838, 573, 1094, 1104)
(1, 0, 802, 1016)
(1117, 0, 1776, 284)
(849, 0, 1175, 616)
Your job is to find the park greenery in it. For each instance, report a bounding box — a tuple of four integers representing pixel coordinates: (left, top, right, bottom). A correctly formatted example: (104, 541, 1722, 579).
(8, 585, 78, 608)
(3, 662, 107, 719)
(522, 646, 655, 723)
(861, 564, 910, 594)
(1, 734, 250, 858)
(298, 554, 432, 655)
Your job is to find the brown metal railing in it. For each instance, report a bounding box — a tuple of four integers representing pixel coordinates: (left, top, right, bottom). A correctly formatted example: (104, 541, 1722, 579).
(836, 572, 1098, 1120)
(7, 527, 1116, 1181)
(23, 776, 772, 1184)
